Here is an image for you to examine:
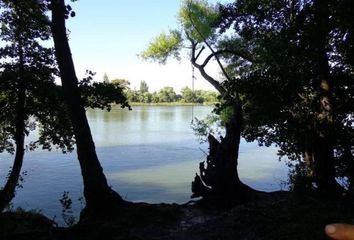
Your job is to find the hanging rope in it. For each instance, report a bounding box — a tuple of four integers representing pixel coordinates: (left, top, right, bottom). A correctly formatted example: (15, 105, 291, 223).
(191, 64, 196, 123)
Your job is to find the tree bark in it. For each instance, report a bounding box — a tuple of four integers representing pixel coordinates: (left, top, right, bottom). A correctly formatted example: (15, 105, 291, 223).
(311, 0, 342, 195)
(214, 102, 254, 202)
(50, 0, 124, 217)
(192, 102, 256, 206)
(303, 125, 315, 177)
(188, 36, 256, 205)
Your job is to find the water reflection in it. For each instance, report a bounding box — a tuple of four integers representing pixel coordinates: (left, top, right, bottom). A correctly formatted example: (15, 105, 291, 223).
(86, 106, 207, 147)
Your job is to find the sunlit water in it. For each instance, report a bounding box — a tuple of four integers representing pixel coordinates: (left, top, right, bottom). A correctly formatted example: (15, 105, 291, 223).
(0, 105, 288, 223)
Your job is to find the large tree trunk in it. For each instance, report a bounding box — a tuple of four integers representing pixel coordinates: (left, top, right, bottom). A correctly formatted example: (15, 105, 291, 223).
(50, 0, 124, 218)
(192, 101, 256, 206)
(0, 42, 26, 211)
(311, 0, 342, 195)
(189, 38, 256, 206)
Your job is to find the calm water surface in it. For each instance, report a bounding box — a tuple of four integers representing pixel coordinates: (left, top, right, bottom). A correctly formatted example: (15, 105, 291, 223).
(0, 105, 287, 222)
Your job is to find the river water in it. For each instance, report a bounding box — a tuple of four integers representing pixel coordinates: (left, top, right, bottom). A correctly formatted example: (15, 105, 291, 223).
(0, 105, 287, 223)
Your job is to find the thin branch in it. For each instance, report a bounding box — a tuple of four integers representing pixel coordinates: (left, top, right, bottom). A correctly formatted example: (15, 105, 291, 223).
(193, 60, 226, 94)
(186, 5, 232, 82)
(186, 31, 225, 94)
(195, 45, 205, 60)
(189, 41, 226, 94)
(201, 49, 256, 68)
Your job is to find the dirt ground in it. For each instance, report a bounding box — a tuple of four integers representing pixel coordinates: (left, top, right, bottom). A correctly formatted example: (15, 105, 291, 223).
(0, 191, 353, 240)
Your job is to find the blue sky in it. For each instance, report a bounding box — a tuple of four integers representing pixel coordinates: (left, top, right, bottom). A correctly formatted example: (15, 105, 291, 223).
(66, 0, 232, 92)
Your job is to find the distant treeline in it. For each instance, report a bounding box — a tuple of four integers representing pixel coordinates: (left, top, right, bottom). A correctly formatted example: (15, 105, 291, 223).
(107, 78, 219, 104)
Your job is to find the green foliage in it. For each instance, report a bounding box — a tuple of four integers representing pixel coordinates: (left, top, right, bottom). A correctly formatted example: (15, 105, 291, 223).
(150, 91, 160, 103)
(59, 191, 76, 227)
(126, 89, 139, 102)
(158, 86, 177, 103)
(140, 30, 182, 64)
(219, 0, 354, 190)
(59, 191, 85, 227)
(191, 113, 223, 143)
(79, 71, 130, 112)
(0, 1, 130, 152)
(139, 80, 149, 94)
(287, 163, 315, 195)
(178, 0, 220, 42)
(123, 84, 218, 105)
(190, 101, 234, 143)
(111, 78, 131, 89)
(1, 169, 28, 198)
(180, 87, 219, 104)
(180, 86, 194, 103)
(218, 105, 233, 126)
(141, 0, 221, 65)
(0, 0, 75, 154)
(31, 81, 75, 153)
(139, 92, 152, 103)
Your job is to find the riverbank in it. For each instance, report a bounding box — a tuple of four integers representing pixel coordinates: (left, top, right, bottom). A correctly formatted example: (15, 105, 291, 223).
(1, 191, 352, 240)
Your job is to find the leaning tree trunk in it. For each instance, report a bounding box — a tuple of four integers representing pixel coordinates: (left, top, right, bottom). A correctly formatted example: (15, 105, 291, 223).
(0, 42, 26, 211)
(50, 0, 124, 219)
(192, 100, 256, 207)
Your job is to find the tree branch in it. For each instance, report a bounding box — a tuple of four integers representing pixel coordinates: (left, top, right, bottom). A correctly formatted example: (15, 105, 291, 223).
(186, 7, 233, 83)
(201, 49, 256, 68)
(189, 40, 226, 95)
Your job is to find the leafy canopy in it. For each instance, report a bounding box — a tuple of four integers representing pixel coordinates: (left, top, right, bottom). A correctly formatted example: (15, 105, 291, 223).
(140, 30, 182, 64)
(140, 0, 220, 64)
(178, 0, 220, 42)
